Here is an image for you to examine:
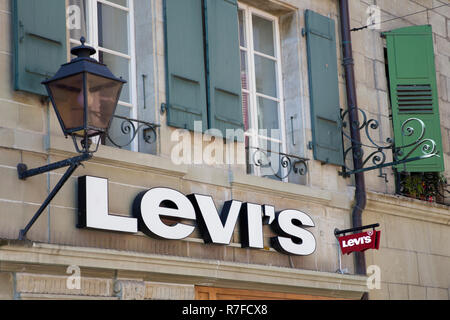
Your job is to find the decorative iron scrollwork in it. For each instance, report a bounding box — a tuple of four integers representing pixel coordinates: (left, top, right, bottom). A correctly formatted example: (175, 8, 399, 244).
(106, 115, 159, 149)
(339, 108, 440, 177)
(397, 172, 449, 204)
(247, 146, 308, 180)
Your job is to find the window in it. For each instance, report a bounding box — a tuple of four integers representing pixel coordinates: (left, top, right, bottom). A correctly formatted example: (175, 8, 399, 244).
(164, 0, 293, 180)
(68, 0, 137, 151)
(238, 4, 287, 180)
(384, 25, 444, 174)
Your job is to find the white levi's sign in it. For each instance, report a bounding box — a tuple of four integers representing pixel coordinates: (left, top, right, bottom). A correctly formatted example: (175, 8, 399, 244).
(342, 235, 372, 248)
(77, 176, 316, 256)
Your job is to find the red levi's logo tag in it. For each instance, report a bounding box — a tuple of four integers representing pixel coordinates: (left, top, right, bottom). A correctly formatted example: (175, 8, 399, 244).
(338, 230, 381, 255)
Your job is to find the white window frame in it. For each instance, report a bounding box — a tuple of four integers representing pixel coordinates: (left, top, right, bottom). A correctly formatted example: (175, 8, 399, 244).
(69, 0, 138, 152)
(238, 3, 288, 181)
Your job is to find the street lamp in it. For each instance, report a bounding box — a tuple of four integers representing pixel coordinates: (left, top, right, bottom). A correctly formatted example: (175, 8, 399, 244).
(16, 37, 126, 240)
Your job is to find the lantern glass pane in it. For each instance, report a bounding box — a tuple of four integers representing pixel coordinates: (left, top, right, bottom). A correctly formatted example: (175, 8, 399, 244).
(47, 73, 85, 132)
(86, 73, 123, 132)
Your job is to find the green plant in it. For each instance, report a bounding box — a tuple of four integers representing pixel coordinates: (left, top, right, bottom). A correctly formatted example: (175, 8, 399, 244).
(402, 174, 425, 198)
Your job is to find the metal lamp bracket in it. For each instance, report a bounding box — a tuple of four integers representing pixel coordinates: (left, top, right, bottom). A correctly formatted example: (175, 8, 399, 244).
(16, 152, 92, 240)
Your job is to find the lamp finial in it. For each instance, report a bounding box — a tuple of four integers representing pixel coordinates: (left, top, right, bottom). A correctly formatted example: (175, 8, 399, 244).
(71, 36, 96, 58)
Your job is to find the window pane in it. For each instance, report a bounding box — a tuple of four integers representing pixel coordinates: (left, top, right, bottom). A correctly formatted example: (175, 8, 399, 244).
(86, 73, 124, 133)
(252, 15, 274, 56)
(99, 51, 130, 103)
(97, 2, 129, 54)
(238, 9, 246, 47)
(47, 73, 84, 131)
(105, 105, 132, 151)
(68, 0, 89, 42)
(254, 55, 277, 97)
(257, 97, 279, 133)
(240, 50, 248, 90)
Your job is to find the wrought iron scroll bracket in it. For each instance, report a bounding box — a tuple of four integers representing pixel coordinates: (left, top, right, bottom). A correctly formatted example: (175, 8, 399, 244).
(17, 152, 92, 240)
(339, 107, 440, 178)
(248, 146, 309, 181)
(106, 115, 160, 149)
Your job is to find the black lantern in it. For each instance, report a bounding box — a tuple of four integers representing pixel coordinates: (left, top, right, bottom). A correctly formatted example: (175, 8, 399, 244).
(16, 37, 126, 240)
(43, 37, 126, 152)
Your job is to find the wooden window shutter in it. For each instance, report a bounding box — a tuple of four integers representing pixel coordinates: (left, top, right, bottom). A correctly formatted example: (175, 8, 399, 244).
(204, 0, 243, 139)
(385, 25, 444, 172)
(13, 0, 67, 96)
(304, 10, 344, 166)
(164, 0, 208, 131)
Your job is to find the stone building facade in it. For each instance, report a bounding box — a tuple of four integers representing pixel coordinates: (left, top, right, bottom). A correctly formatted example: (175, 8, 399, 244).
(0, 0, 449, 300)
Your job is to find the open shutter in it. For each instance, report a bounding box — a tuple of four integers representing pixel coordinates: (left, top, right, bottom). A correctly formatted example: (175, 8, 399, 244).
(13, 0, 67, 96)
(164, 0, 208, 131)
(205, 0, 244, 139)
(385, 25, 444, 172)
(304, 10, 344, 166)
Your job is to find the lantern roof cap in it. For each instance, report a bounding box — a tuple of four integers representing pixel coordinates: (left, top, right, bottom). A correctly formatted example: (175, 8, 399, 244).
(71, 37, 96, 58)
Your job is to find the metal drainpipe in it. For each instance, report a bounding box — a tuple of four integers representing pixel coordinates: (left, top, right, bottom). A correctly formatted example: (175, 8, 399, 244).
(338, 0, 368, 279)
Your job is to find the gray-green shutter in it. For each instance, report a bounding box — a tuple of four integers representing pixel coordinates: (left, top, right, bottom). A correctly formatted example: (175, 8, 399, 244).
(13, 0, 67, 96)
(205, 0, 243, 139)
(164, 0, 208, 131)
(384, 25, 444, 172)
(304, 10, 344, 166)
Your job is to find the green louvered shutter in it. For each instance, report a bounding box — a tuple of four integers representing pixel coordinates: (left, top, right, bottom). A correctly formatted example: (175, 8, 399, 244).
(13, 0, 67, 96)
(164, 0, 208, 131)
(304, 10, 344, 166)
(205, 0, 243, 139)
(385, 25, 444, 172)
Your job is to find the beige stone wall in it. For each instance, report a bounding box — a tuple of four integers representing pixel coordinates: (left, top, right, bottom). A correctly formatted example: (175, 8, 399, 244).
(1, 134, 357, 271)
(0, 0, 356, 294)
(0, 242, 367, 300)
(363, 192, 450, 300)
(0, 270, 196, 300)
